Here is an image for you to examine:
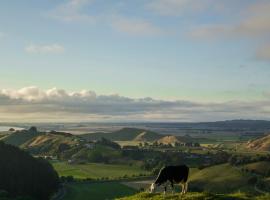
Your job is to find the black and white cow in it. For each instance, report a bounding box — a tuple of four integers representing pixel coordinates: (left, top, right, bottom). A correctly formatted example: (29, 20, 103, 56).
(150, 165, 189, 194)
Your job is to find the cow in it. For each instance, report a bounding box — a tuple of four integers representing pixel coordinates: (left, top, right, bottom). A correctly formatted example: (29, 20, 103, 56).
(150, 165, 189, 194)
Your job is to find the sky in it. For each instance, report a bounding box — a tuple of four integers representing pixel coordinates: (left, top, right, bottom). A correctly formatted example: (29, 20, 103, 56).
(0, 0, 270, 122)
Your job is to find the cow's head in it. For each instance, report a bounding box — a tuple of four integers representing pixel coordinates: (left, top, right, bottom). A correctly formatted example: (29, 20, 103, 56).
(149, 183, 156, 193)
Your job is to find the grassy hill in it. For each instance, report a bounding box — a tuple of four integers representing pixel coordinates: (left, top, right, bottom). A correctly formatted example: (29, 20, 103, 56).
(189, 164, 253, 193)
(21, 132, 79, 154)
(52, 161, 149, 179)
(1, 128, 43, 146)
(80, 128, 162, 142)
(243, 161, 270, 176)
(117, 192, 270, 200)
(247, 134, 270, 151)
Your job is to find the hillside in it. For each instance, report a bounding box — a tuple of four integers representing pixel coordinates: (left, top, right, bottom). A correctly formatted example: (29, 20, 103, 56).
(80, 128, 162, 142)
(157, 135, 194, 145)
(189, 164, 253, 193)
(21, 132, 79, 155)
(1, 127, 44, 146)
(117, 192, 270, 200)
(0, 142, 59, 200)
(247, 134, 270, 151)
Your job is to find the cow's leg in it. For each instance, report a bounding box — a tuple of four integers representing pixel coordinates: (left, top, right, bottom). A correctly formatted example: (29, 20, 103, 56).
(184, 182, 188, 194)
(180, 183, 184, 194)
(163, 185, 167, 195)
(170, 181, 174, 193)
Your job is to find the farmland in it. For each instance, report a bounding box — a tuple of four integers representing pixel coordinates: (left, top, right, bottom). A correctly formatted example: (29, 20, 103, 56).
(63, 182, 136, 200)
(52, 161, 149, 179)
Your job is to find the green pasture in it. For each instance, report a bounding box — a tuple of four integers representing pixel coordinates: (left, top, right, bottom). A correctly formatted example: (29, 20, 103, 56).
(52, 162, 149, 179)
(63, 182, 137, 200)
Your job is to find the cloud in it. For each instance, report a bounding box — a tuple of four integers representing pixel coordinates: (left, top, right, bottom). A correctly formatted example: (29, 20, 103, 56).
(25, 44, 65, 54)
(47, 0, 95, 23)
(256, 44, 270, 61)
(111, 16, 164, 36)
(189, 1, 270, 38)
(0, 87, 269, 122)
(0, 32, 6, 39)
(146, 0, 208, 16)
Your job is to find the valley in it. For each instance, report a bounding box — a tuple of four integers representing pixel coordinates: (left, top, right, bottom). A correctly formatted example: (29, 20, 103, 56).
(1, 120, 270, 200)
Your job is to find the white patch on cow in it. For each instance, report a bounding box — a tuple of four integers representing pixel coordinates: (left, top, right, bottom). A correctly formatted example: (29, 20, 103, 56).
(150, 183, 156, 193)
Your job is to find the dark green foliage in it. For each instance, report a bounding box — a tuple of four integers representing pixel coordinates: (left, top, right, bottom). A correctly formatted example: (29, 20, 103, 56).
(96, 137, 121, 149)
(0, 142, 60, 200)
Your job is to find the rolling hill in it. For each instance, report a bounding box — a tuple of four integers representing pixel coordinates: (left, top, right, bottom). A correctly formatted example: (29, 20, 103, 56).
(157, 135, 194, 145)
(80, 128, 163, 142)
(246, 134, 270, 151)
(189, 163, 253, 193)
(1, 127, 43, 146)
(21, 132, 79, 154)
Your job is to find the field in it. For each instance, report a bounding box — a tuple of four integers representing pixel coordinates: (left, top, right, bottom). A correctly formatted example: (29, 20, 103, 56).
(189, 164, 254, 193)
(117, 192, 270, 200)
(52, 162, 149, 179)
(63, 182, 137, 200)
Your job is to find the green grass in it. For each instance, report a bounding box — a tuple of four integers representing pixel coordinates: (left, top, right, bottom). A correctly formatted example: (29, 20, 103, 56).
(189, 164, 254, 193)
(243, 161, 270, 176)
(117, 192, 270, 200)
(63, 182, 136, 200)
(2, 132, 43, 146)
(52, 162, 149, 179)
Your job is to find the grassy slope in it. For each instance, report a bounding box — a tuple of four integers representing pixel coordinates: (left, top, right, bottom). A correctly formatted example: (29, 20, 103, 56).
(21, 133, 78, 154)
(117, 192, 270, 200)
(80, 128, 162, 142)
(189, 164, 253, 193)
(52, 162, 149, 179)
(2, 131, 43, 146)
(63, 182, 136, 200)
(243, 161, 270, 175)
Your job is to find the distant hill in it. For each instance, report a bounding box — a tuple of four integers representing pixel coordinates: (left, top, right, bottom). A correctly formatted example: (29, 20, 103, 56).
(157, 135, 180, 145)
(1, 127, 44, 146)
(157, 135, 196, 145)
(80, 128, 162, 142)
(247, 134, 270, 151)
(21, 132, 79, 154)
(189, 120, 270, 131)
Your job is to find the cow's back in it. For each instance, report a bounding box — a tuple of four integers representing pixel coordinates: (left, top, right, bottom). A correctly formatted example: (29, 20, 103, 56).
(164, 165, 189, 183)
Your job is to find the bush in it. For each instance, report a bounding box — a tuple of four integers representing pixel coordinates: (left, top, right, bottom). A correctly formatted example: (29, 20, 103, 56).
(0, 142, 59, 200)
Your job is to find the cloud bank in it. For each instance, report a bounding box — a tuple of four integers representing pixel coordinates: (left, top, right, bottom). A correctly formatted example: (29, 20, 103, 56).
(25, 44, 65, 54)
(0, 87, 269, 122)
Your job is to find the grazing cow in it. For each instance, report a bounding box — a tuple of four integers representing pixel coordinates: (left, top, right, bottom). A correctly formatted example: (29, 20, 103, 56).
(150, 165, 189, 194)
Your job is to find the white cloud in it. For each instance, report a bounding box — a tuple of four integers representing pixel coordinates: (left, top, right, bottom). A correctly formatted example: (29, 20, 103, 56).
(256, 44, 270, 61)
(0, 87, 270, 122)
(146, 0, 207, 16)
(25, 44, 65, 54)
(111, 16, 163, 36)
(47, 0, 95, 23)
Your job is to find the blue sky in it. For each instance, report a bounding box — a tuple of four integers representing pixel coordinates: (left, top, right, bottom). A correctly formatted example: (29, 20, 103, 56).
(0, 0, 270, 122)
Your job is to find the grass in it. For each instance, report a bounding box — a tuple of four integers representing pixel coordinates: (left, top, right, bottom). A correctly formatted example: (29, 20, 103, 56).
(63, 182, 137, 200)
(189, 163, 254, 193)
(117, 192, 270, 200)
(2, 132, 43, 146)
(52, 161, 149, 179)
(243, 161, 270, 176)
